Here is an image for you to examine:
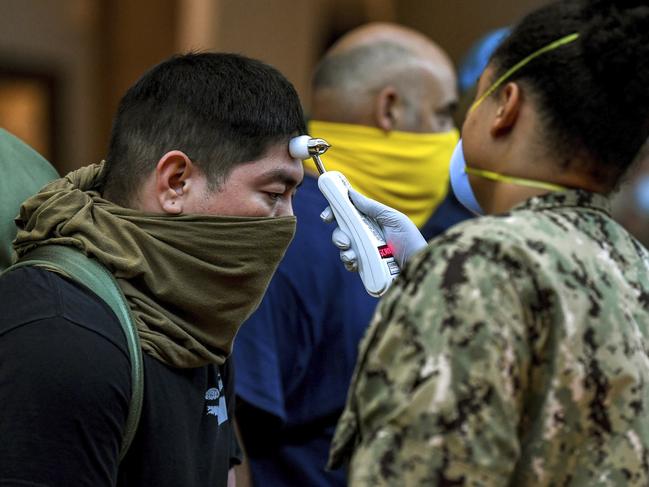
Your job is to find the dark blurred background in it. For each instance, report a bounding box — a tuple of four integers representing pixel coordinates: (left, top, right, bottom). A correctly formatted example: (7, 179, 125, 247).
(0, 0, 548, 174)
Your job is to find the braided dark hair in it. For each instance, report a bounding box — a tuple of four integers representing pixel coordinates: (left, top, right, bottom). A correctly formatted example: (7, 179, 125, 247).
(489, 0, 649, 188)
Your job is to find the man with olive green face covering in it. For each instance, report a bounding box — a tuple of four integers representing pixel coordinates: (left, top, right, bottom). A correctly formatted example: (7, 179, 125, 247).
(0, 52, 305, 487)
(233, 23, 460, 487)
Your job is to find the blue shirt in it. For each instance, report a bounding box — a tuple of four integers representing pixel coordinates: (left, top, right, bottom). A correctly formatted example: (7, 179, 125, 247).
(421, 188, 474, 240)
(234, 175, 471, 486)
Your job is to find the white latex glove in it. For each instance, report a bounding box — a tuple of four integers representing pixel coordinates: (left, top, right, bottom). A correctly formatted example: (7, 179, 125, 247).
(320, 189, 427, 272)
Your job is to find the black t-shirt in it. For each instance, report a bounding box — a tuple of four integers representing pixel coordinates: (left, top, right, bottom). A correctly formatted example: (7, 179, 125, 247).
(0, 267, 240, 486)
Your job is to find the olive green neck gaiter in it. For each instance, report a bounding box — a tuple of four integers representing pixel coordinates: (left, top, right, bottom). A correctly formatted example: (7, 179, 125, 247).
(14, 163, 296, 368)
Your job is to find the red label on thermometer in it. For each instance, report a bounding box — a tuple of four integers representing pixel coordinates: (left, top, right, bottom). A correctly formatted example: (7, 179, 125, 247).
(377, 244, 394, 259)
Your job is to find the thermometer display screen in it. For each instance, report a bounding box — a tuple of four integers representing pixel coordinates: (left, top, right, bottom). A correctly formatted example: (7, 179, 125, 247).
(378, 244, 394, 259)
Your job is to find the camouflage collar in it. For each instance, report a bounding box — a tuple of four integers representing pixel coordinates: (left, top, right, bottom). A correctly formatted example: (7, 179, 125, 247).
(511, 189, 611, 215)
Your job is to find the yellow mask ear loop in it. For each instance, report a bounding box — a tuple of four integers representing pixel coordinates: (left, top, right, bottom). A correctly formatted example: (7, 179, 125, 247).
(469, 32, 580, 114)
(466, 167, 568, 192)
(465, 32, 580, 193)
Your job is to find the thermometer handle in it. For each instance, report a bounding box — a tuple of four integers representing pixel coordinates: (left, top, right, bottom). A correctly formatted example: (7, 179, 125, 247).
(318, 171, 400, 297)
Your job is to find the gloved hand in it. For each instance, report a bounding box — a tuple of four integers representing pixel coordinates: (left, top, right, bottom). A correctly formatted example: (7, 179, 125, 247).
(320, 189, 427, 272)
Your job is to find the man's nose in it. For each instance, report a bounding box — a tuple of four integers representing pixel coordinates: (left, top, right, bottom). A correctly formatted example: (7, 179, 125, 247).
(277, 199, 294, 217)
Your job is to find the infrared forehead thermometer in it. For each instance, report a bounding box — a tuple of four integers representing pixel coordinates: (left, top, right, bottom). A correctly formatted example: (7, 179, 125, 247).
(289, 135, 400, 297)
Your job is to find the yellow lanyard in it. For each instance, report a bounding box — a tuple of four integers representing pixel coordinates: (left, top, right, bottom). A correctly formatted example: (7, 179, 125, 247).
(467, 32, 580, 192)
(469, 33, 580, 114)
(466, 167, 568, 191)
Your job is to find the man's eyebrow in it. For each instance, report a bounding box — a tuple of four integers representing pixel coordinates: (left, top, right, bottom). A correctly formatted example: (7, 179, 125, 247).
(258, 168, 303, 188)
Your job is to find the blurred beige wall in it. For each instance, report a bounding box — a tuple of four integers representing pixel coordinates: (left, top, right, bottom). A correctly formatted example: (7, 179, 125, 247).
(0, 0, 101, 173)
(0, 80, 51, 157)
(96, 0, 178, 158)
(397, 0, 549, 63)
(177, 0, 352, 112)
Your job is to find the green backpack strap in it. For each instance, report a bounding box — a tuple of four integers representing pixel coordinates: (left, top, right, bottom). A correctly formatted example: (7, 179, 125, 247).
(3, 245, 143, 462)
(0, 129, 59, 270)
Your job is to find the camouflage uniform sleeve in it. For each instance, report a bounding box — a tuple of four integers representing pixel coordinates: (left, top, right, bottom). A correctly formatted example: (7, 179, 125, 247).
(342, 236, 533, 486)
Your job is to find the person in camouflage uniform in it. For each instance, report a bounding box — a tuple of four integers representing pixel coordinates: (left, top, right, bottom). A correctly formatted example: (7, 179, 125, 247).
(330, 190, 649, 485)
(326, 0, 649, 485)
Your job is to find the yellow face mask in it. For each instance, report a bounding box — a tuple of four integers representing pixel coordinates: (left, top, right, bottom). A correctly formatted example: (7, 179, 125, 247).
(306, 120, 459, 228)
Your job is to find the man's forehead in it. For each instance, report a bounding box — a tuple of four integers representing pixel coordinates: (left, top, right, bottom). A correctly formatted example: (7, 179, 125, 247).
(243, 146, 304, 185)
(256, 164, 304, 186)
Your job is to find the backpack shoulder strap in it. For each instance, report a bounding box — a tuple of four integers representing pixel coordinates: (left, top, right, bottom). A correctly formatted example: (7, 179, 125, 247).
(4, 245, 143, 462)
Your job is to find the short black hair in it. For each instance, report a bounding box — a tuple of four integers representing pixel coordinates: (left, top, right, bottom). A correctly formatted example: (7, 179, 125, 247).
(103, 52, 306, 205)
(489, 0, 649, 188)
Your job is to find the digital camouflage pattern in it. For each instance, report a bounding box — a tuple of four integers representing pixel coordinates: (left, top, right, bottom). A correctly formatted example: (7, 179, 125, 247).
(329, 190, 649, 486)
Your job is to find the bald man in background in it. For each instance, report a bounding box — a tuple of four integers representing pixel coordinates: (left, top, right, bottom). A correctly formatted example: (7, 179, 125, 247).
(234, 23, 460, 487)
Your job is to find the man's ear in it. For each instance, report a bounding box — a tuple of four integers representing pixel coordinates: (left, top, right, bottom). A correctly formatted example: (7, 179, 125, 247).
(155, 150, 194, 214)
(490, 81, 521, 137)
(374, 86, 399, 132)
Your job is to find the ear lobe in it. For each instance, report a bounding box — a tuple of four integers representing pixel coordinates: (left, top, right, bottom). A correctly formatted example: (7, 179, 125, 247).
(155, 150, 193, 215)
(490, 82, 521, 137)
(374, 86, 398, 132)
